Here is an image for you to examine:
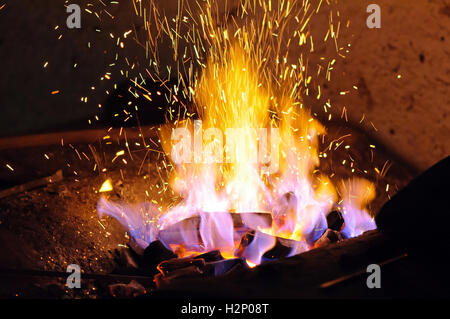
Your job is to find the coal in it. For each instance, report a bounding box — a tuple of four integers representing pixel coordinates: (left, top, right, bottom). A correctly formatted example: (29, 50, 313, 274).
(232, 212, 273, 228)
(157, 257, 206, 276)
(154, 265, 204, 289)
(116, 248, 139, 270)
(313, 229, 343, 248)
(128, 236, 146, 256)
(326, 210, 345, 231)
(204, 258, 248, 276)
(237, 230, 300, 261)
(262, 239, 293, 260)
(142, 240, 177, 273)
(235, 230, 256, 257)
(154, 257, 248, 288)
(158, 212, 272, 247)
(194, 250, 223, 262)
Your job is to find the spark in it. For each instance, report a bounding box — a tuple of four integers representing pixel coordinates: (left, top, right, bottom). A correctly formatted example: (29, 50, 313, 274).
(99, 179, 113, 193)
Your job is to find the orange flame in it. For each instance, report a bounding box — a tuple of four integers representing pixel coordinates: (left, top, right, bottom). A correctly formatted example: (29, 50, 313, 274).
(97, 0, 377, 266)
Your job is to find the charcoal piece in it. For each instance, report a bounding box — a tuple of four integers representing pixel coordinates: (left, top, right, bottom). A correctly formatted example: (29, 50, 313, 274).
(194, 250, 223, 262)
(237, 230, 300, 262)
(157, 212, 272, 247)
(262, 238, 292, 260)
(224, 260, 249, 275)
(158, 216, 201, 247)
(157, 257, 206, 276)
(142, 240, 177, 272)
(313, 229, 343, 248)
(111, 247, 141, 275)
(204, 258, 247, 276)
(120, 248, 139, 269)
(232, 212, 272, 229)
(154, 266, 204, 289)
(326, 210, 345, 231)
(235, 230, 256, 257)
(128, 236, 146, 256)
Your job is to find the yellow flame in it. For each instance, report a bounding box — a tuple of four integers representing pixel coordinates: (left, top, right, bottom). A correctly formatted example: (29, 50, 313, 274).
(149, 1, 377, 260)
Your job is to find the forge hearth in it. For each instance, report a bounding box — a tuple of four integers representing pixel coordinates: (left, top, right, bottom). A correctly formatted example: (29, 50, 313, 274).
(0, 0, 448, 307)
(106, 205, 349, 293)
(1, 126, 447, 299)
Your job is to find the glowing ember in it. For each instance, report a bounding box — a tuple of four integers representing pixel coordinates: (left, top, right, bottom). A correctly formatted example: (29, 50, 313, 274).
(99, 179, 113, 193)
(97, 0, 376, 266)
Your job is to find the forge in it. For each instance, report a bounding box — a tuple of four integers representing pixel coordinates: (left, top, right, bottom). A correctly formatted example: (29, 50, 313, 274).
(0, 0, 449, 302)
(2, 123, 447, 299)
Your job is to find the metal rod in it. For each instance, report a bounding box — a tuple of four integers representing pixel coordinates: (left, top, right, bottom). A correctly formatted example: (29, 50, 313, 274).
(0, 170, 63, 199)
(0, 268, 155, 282)
(320, 253, 408, 289)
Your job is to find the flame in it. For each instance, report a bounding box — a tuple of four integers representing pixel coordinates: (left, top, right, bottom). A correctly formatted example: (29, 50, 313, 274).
(97, 0, 377, 267)
(338, 178, 376, 238)
(98, 43, 376, 264)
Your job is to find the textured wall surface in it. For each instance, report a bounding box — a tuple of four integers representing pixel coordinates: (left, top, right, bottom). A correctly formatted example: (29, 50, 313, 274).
(0, 0, 448, 171)
(309, 0, 450, 171)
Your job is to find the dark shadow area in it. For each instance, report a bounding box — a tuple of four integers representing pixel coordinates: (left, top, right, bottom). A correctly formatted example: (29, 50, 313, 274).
(100, 78, 186, 128)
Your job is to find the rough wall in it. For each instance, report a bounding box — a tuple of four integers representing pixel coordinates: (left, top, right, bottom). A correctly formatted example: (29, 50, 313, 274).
(310, 0, 450, 170)
(0, 0, 448, 171)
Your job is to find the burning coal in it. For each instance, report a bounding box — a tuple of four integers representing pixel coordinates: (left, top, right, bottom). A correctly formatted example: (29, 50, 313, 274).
(97, 0, 376, 266)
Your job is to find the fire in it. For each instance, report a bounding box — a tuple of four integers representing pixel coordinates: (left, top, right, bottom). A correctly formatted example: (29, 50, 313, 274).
(97, 0, 377, 267)
(98, 43, 376, 265)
